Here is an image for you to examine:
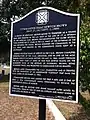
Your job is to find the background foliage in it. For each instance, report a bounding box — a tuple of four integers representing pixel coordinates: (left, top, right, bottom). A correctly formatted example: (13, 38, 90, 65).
(0, 0, 90, 92)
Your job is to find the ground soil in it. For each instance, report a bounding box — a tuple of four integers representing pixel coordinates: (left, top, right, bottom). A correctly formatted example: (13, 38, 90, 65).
(54, 92, 90, 120)
(0, 82, 54, 120)
(1, 82, 90, 120)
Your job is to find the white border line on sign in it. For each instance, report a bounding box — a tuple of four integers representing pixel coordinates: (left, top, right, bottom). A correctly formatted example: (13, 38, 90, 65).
(9, 7, 80, 103)
(76, 14, 80, 103)
(9, 22, 13, 96)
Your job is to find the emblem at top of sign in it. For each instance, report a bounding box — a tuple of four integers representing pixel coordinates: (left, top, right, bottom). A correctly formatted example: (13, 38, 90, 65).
(36, 10, 49, 25)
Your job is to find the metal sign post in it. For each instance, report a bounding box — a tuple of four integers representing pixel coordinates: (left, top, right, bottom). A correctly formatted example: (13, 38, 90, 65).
(39, 99, 46, 120)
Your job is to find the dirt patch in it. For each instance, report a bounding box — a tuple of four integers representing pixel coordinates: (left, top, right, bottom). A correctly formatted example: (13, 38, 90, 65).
(55, 101, 88, 120)
(54, 92, 90, 120)
(0, 82, 54, 120)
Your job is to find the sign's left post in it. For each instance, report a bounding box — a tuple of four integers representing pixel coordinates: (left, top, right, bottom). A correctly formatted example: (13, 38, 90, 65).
(39, 99, 46, 120)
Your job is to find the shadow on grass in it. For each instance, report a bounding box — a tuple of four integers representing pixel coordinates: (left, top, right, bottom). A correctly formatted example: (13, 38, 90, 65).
(69, 93, 90, 120)
(0, 75, 9, 82)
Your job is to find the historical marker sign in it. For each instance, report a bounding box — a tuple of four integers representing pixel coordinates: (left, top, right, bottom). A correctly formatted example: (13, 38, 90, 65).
(9, 7, 80, 103)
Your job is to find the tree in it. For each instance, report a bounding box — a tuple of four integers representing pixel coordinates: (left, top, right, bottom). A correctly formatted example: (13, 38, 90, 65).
(80, 17, 90, 93)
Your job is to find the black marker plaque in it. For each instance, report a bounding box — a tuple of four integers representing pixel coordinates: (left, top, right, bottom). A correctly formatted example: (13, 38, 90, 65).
(10, 7, 80, 103)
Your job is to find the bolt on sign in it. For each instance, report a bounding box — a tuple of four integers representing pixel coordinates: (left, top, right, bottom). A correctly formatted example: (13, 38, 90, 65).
(9, 7, 80, 103)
